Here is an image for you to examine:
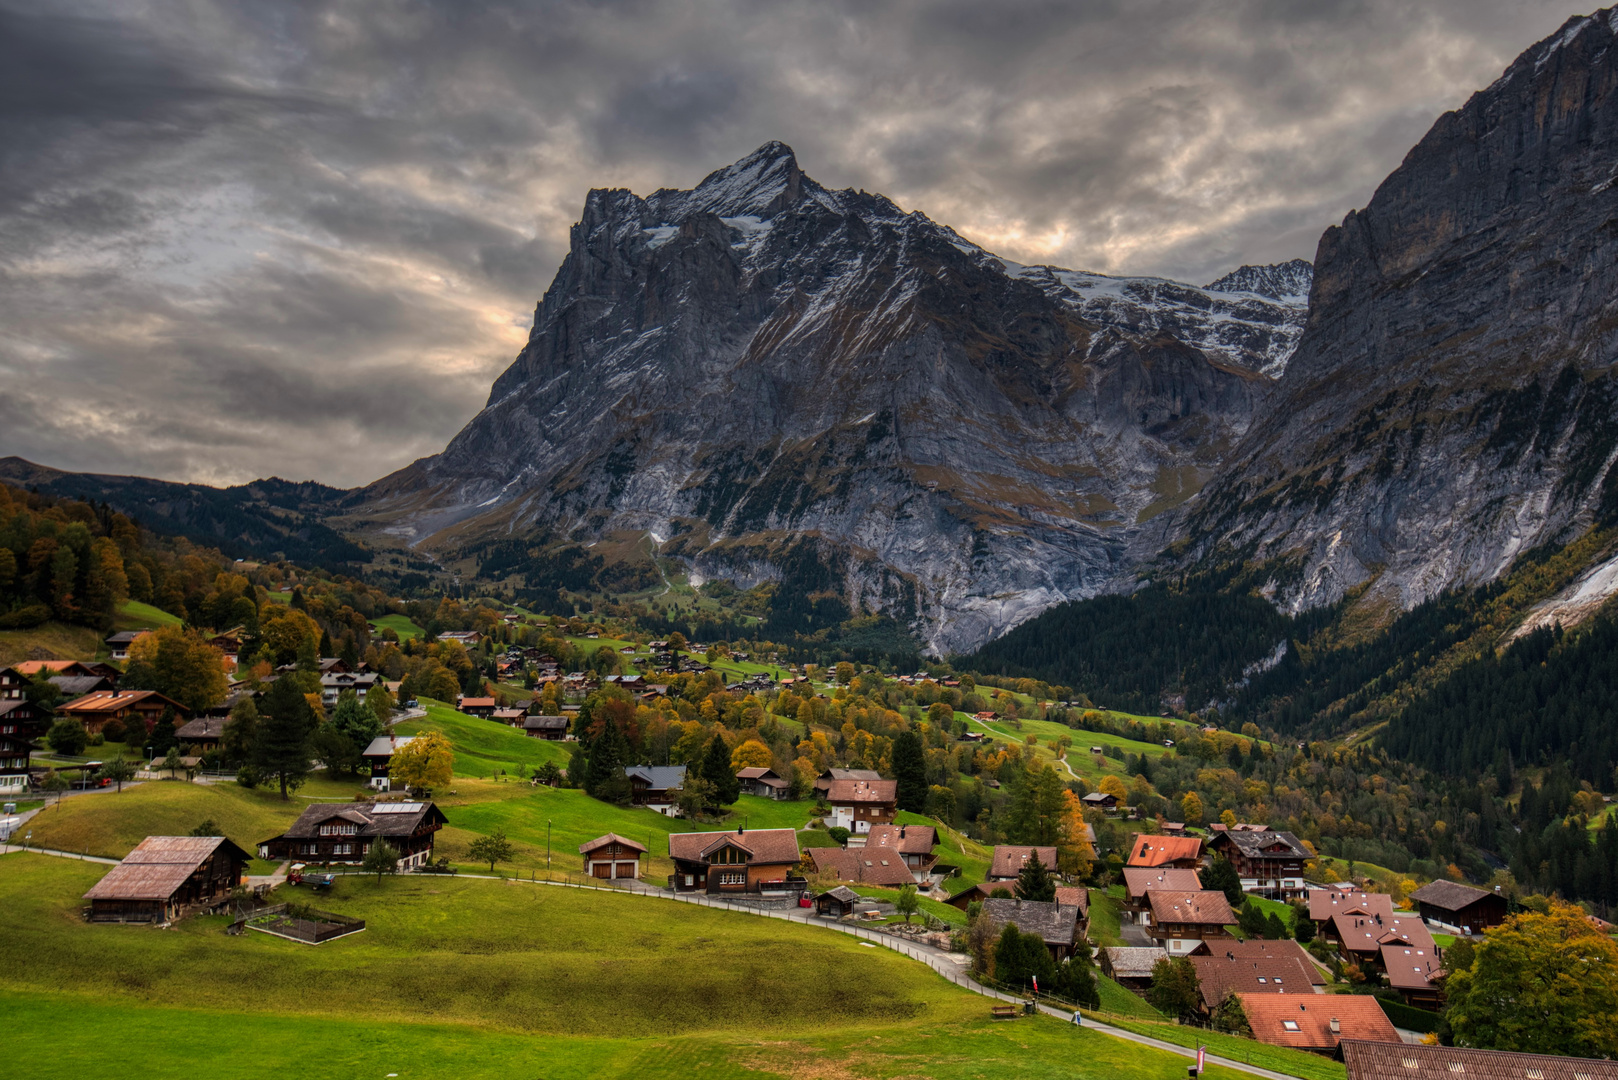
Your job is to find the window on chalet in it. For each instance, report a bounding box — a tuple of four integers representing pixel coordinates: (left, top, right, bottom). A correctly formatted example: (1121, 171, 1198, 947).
(1281, 1021, 1300, 1032)
(333, 843, 352, 855)
(320, 822, 358, 836)
(718, 871, 745, 885)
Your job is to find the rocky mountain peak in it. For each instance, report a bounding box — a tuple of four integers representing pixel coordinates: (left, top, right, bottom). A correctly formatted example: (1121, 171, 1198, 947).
(647, 140, 817, 221)
(1204, 259, 1313, 301)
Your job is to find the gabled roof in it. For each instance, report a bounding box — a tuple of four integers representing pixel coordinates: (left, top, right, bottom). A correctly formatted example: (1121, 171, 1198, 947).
(818, 767, 881, 781)
(1341, 1040, 1618, 1080)
(1380, 945, 1444, 991)
(522, 714, 568, 730)
(735, 767, 779, 780)
(1241, 994, 1399, 1050)
(1053, 886, 1090, 917)
(262, 801, 446, 843)
(1308, 888, 1389, 923)
(821, 885, 861, 904)
(457, 697, 496, 708)
(864, 823, 937, 856)
(83, 836, 250, 901)
(824, 778, 897, 804)
(1215, 938, 1326, 985)
(667, 827, 799, 865)
(1147, 889, 1236, 927)
(579, 833, 649, 856)
(58, 689, 186, 716)
(1332, 910, 1433, 955)
(361, 735, 414, 758)
(1214, 829, 1310, 860)
(1103, 947, 1165, 978)
(1188, 952, 1316, 1010)
(49, 675, 115, 698)
(989, 845, 1058, 879)
(1127, 833, 1204, 867)
(979, 897, 1081, 947)
(1407, 879, 1494, 913)
(174, 716, 229, 740)
(624, 765, 686, 791)
(15, 660, 100, 677)
(805, 846, 915, 886)
(1123, 866, 1203, 898)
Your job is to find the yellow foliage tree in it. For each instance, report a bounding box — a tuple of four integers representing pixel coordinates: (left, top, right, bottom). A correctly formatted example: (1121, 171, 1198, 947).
(730, 738, 774, 771)
(390, 731, 454, 792)
(1181, 791, 1205, 827)
(1057, 789, 1094, 879)
(1099, 774, 1128, 800)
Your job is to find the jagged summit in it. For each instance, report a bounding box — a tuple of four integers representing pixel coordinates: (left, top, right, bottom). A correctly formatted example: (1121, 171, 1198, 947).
(647, 141, 821, 221)
(1205, 259, 1313, 301)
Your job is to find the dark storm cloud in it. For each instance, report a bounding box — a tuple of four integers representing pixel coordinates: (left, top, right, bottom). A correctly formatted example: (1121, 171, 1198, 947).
(0, 0, 1597, 486)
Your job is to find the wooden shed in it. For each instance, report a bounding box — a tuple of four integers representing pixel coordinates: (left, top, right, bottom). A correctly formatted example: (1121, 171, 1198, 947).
(579, 833, 648, 880)
(815, 885, 862, 918)
(83, 835, 251, 923)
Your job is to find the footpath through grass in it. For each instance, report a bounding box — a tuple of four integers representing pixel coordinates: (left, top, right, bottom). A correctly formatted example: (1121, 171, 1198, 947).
(0, 854, 1256, 1080)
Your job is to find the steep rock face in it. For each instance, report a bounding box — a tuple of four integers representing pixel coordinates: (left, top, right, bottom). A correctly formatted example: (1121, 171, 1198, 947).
(355, 143, 1287, 652)
(1184, 10, 1618, 613)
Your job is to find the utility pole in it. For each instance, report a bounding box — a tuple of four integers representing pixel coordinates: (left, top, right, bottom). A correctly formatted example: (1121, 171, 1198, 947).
(546, 819, 552, 872)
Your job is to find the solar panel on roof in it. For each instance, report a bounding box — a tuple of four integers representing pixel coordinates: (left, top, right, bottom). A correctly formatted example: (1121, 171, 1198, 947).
(372, 802, 423, 813)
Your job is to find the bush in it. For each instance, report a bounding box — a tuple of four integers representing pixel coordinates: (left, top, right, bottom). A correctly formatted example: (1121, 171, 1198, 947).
(87, 733, 104, 746)
(235, 764, 261, 790)
(46, 719, 88, 757)
(827, 826, 851, 845)
(101, 718, 126, 744)
(0, 603, 52, 629)
(1375, 995, 1439, 1033)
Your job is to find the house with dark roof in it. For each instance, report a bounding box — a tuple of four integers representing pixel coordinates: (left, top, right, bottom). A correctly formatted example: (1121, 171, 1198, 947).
(667, 827, 801, 894)
(1407, 880, 1508, 934)
(1126, 833, 1203, 869)
(1341, 1040, 1618, 1080)
(736, 766, 791, 800)
(1145, 889, 1236, 956)
(624, 765, 686, 814)
(258, 801, 447, 870)
(1243, 995, 1400, 1057)
(815, 884, 862, 918)
(979, 897, 1084, 962)
(104, 630, 149, 661)
(579, 833, 648, 880)
(813, 767, 880, 797)
(805, 845, 915, 887)
(522, 714, 569, 740)
(83, 835, 251, 923)
(0, 692, 48, 742)
(1207, 828, 1311, 900)
(174, 715, 230, 751)
(1188, 951, 1319, 1015)
(987, 845, 1059, 881)
(1100, 946, 1162, 988)
(1080, 791, 1119, 811)
(48, 674, 116, 700)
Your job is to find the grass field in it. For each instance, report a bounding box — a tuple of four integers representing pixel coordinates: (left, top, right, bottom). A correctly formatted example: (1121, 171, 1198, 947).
(114, 599, 182, 631)
(395, 699, 572, 778)
(0, 854, 1257, 1080)
(1088, 886, 1125, 946)
(0, 621, 105, 666)
(371, 613, 424, 640)
(1104, 1017, 1346, 1080)
(1095, 974, 1163, 1019)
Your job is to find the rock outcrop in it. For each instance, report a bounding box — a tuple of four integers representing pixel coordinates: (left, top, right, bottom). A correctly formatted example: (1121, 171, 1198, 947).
(1183, 9, 1618, 613)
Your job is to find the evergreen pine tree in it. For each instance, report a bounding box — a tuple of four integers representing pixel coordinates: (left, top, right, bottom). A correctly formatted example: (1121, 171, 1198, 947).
(702, 733, 740, 806)
(253, 675, 315, 799)
(1204, 853, 1245, 906)
(892, 730, 927, 813)
(149, 705, 179, 756)
(1015, 850, 1058, 902)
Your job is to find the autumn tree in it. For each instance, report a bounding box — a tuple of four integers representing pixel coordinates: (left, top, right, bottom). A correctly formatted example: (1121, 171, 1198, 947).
(389, 731, 454, 793)
(123, 625, 227, 713)
(1098, 774, 1128, 801)
(1445, 900, 1618, 1057)
(1057, 790, 1095, 880)
(729, 738, 774, 772)
(1180, 791, 1205, 828)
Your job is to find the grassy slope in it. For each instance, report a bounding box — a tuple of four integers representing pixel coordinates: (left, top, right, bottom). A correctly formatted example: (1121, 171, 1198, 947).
(0, 622, 104, 666)
(0, 854, 1254, 1080)
(394, 699, 571, 778)
(1095, 975, 1163, 1019)
(1104, 1019, 1345, 1080)
(370, 613, 423, 640)
(114, 599, 182, 630)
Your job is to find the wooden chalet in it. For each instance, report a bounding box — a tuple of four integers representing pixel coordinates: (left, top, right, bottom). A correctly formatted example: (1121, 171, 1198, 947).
(103, 630, 149, 661)
(57, 689, 188, 736)
(1120, 866, 1203, 922)
(1081, 791, 1119, 811)
(0, 730, 35, 794)
(1207, 828, 1311, 900)
(522, 715, 569, 740)
(1407, 880, 1508, 934)
(812, 766, 880, 798)
(624, 765, 686, 814)
(987, 844, 1058, 882)
(259, 800, 446, 870)
(1341, 1040, 1618, 1080)
(824, 776, 897, 834)
(944, 881, 1009, 909)
(805, 845, 915, 887)
(0, 695, 48, 742)
(579, 833, 648, 880)
(1126, 833, 1203, 869)
(49, 674, 116, 700)
(1240, 994, 1400, 1057)
(667, 826, 801, 894)
(979, 897, 1084, 962)
(815, 885, 862, 918)
(1201, 938, 1326, 987)
(360, 735, 414, 791)
(1330, 905, 1434, 975)
(736, 766, 790, 800)
(456, 696, 496, 718)
(14, 659, 119, 682)
(1144, 889, 1236, 955)
(83, 835, 250, 923)
(1188, 951, 1319, 1016)
(1100, 946, 1162, 989)
(491, 707, 527, 725)
(1381, 944, 1445, 1009)
(862, 823, 938, 879)
(174, 715, 229, 751)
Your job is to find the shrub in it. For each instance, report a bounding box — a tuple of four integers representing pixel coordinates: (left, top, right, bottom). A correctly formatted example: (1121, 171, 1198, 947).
(827, 826, 851, 845)
(101, 718, 126, 744)
(46, 718, 88, 757)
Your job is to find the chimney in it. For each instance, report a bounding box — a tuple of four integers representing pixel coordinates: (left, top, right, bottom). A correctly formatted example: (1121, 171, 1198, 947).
(1329, 1017, 1340, 1035)
(899, 825, 906, 839)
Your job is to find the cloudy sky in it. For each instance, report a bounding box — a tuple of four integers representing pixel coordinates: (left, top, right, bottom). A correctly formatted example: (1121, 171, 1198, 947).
(0, 0, 1593, 488)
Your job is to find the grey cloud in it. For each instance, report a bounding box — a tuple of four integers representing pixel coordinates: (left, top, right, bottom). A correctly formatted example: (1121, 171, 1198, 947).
(0, 0, 1598, 487)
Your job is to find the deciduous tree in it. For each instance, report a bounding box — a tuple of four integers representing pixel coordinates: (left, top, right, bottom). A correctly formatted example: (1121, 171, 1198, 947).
(389, 731, 454, 794)
(363, 838, 400, 883)
(468, 830, 515, 873)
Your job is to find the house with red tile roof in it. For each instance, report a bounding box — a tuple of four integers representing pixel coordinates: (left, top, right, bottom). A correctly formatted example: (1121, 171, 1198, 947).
(1120, 866, 1203, 922)
(862, 823, 938, 879)
(987, 845, 1058, 881)
(667, 827, 800, 894)
(1188, 950, 1319, 1014)
(1126, 833, 1203, 869)
(1145, 889, 1236, 956)
(579, 834, 648, 880)
(1341, 1039, 1618, 1080)
(804, 845, 915, 887)
(1240, 994, 1400, 1057)
(1380, 944, 1445, 1009)
(824, 777, 897, 834)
